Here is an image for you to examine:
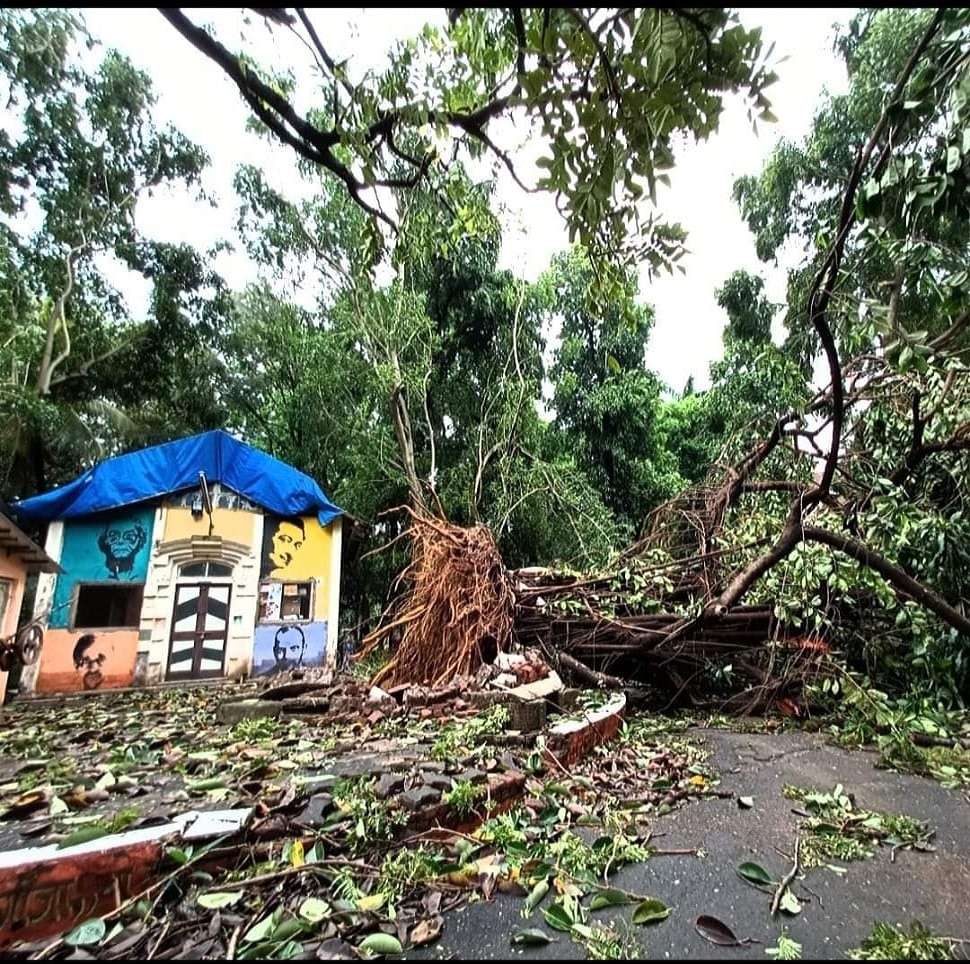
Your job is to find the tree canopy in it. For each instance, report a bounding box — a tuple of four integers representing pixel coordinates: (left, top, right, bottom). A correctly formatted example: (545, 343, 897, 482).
(160, 7, 778, 282)
(0, 8, 228, 496)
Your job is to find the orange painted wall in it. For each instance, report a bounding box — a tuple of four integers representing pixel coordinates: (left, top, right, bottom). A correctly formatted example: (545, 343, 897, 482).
(0, 553, 28, 704)
(34, 628, 138, 694)
(162, 507, 256, 546)
(0, 554, 27, 638)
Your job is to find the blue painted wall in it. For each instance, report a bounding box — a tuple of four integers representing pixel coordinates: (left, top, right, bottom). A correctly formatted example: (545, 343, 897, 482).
(49, 506, 155, 628)
(252, 621, 327, 678)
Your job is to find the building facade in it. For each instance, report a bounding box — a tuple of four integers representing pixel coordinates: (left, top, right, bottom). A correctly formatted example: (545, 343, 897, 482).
(12, 431, 343, 695)
(0, 506, 60, 703)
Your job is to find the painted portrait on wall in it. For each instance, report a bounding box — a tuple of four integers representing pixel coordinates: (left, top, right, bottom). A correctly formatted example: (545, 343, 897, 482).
(97, 518, 149, 579)
(50, 507, 154, 629)
(34, 628, 138, 693)
(251, 621, 327, 677)
(72, 633, 107, 689)
(259, 514, 332, 583)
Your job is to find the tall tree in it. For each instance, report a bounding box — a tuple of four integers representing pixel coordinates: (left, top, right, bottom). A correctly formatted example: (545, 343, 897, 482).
(547, 247, 681, 536)
(734, 8, 970, 366)
(698, 8, 970, 698)
(0, 9, 220, 496)
(226, 161, 624, 628)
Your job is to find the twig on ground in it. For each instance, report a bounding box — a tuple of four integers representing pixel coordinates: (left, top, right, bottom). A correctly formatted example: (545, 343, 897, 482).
(770, 836, 801, 915)
(226, 923, 242, 961)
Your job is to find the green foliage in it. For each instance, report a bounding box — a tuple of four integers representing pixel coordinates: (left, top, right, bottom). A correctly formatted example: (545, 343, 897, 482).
(442, 778, 485, 818)
(170, 8, 778, 277)
(331, 777, 409, 853)
(735, 8, 970, 366)
(431, 704, 510, 761)
(104, 807, 141, 834)
(16, 755, 76, 792)
(0, 8, 222, 496)
(717, 270, 775, 346)
(713, 9, 970, 707)
(570, 921, 642, 960)
(474, 806, 530, 851)
(377, 846, 444, 904)
(228, 716, 281, 744)
(225, 169, 629, 630)
(547, 247, 684, 535)
(815, 673, 970, 788)
(847, 921, 960, 961)
(781, 781, 931, 868)
(766, 933, 803, 960)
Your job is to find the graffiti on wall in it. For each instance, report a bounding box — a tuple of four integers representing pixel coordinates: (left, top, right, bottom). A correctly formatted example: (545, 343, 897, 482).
(35, 629, 138, 693)
(260, 514, 331, 585)
(251, 621, 327, 677)
(50, 508, 154, 628)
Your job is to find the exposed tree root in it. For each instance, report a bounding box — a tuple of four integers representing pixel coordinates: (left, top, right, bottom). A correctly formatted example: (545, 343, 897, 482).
(356, 506, 514, 689)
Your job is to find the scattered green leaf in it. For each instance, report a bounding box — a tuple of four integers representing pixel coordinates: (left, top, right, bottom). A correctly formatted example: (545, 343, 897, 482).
(737, 861, 774, 887)
(511, 927, 556, 945)
(358, 932, 404, 956)
(632, 898, 670, 925)
(63, 917, 106, 947)
(198, 891, 244, 910)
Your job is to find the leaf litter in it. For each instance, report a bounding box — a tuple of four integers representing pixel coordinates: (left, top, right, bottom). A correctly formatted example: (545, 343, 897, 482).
(0, 687, 713, 959)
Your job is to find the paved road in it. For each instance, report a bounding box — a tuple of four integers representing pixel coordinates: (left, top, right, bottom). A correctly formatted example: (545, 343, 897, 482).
(406, 728, 970, 960)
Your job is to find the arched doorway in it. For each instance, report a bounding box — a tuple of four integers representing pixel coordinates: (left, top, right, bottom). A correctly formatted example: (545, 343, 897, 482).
(166, 559, 234, 680)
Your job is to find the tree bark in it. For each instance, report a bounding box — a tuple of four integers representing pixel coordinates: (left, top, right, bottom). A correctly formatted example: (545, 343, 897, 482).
(558, 651, 626, 690)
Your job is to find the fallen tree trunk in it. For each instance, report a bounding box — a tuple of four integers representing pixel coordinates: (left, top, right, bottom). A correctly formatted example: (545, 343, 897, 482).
(557, 651, 627, 690)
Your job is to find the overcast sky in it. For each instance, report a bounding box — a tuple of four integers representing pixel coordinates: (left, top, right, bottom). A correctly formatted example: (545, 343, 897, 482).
(83, 7, 855, 393)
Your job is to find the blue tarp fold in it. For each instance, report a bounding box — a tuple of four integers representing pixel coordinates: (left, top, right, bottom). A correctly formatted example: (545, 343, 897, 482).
(12, 430, 343, 527)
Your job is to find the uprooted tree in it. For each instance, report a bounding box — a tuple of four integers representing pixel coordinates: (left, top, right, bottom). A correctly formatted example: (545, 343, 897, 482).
(358, 8, 970, 711)
(169, 7, 970, 709)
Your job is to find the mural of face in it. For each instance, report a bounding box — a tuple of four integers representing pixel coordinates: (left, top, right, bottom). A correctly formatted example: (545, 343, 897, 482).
(252, 621, 327, 676)
(269, 518, 305, 572)
(271, 624, 306, 673)
(97, 519, 148, 579)
(72, 633, 106, 689)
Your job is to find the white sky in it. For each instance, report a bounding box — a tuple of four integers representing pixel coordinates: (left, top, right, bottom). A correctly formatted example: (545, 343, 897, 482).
(82, 7, 854, 393)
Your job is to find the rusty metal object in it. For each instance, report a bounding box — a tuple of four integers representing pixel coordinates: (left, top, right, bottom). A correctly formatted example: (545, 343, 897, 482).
(0, 621, 43, 673)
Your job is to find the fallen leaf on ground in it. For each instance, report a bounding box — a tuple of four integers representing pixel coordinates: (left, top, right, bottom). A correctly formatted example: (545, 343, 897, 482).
(410, 915, 443, 946)
(736, 860, 774, 887)
(694, 914, 758, 947)
(632, 898, 670, 925)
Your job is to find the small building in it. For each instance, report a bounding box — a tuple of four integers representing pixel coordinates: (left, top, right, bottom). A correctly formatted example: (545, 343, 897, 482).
(0, 503, 60, 704)
(11, 430, 344, 695)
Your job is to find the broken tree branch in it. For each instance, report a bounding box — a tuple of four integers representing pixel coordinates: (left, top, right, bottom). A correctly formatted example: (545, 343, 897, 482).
(802, 525, 970, 636)
(557, 651, 625, 690)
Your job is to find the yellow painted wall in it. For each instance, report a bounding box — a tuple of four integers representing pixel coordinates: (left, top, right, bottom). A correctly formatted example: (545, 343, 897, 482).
(259, 515, 332, 619)
(35, 628, 138, 694)
(163, 507, 258, 546)
(0, 554, 27, 638)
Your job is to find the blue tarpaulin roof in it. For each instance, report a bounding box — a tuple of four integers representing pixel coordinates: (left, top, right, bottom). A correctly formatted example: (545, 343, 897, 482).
(11, 430, 343, 527)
